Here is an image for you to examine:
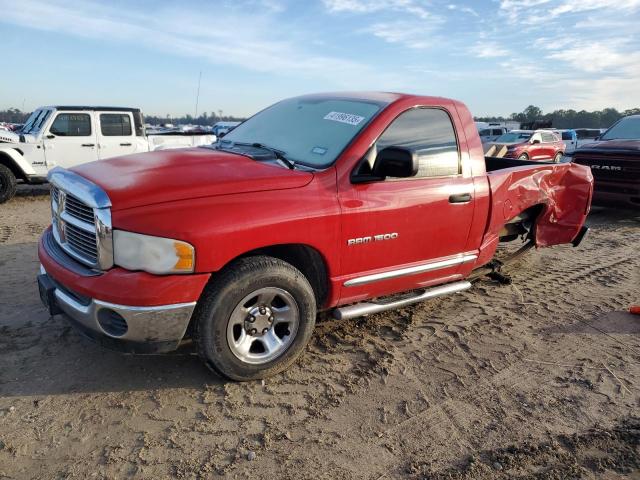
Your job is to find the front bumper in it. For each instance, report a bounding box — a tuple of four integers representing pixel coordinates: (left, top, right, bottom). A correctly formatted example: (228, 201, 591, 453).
(38, 267, 196, 353)
(38, 227, 211, 354)
(591, 181, 640, 209)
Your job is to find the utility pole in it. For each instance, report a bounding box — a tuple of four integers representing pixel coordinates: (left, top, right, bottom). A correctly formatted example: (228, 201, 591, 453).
(194, 71, 202, 120)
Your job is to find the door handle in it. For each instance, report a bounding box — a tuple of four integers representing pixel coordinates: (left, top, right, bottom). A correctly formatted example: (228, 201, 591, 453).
(120, 143, 132, 146)
(81, 143, 95, 147)
(449, 193, 472, 204)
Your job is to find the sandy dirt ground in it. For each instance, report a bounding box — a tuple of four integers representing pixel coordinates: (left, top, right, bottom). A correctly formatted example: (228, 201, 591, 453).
(1, 187, 639, 479)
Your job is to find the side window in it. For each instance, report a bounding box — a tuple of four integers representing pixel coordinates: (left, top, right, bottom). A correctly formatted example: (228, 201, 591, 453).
(492, 129, 503, 136)
(530, 132, 542, 143)
(100, 114, 132, 136)
(541, 132, 555, 143)
(479, 129, 490, 136)
(50, 113, 91, 136)
(376, 108, 460, 179)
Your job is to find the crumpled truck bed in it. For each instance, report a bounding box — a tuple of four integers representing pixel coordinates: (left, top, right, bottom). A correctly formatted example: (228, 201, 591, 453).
(484, 160, 593, 249)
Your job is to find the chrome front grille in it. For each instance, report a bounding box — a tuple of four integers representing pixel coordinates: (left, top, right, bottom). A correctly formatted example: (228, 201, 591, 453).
(49, 168, 113, 270)
(65, 194, 95, 225)
(65, 223, 98, 262)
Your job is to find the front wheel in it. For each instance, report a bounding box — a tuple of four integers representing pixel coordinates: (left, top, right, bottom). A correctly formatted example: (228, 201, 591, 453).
(553, 152, 563, 163)
(518, 153, 529, 160)
(0, 164, 17, 203)
(194, 256, 316, 381)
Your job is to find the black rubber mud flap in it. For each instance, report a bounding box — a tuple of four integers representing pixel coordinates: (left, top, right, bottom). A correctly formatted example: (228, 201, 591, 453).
(38, 274, 63, 316)
(572, 226, 590, 247)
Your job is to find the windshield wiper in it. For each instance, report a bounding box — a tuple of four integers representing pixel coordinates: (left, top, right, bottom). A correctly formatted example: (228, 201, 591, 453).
(251, 143, 295, 170)
(224, 141, 295, 170)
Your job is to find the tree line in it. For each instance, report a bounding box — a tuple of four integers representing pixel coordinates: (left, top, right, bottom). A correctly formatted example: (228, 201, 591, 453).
(3, 104, 639, 129)
(0, 108, 245, 125)
(476, 105, 640, 129)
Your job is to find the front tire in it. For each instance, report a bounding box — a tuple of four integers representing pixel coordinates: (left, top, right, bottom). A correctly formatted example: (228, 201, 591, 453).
(518, 153, 529, 160)
(553, 152, 563, 163)
(0, 164, 17, 203)
(194, 256, 316, 381)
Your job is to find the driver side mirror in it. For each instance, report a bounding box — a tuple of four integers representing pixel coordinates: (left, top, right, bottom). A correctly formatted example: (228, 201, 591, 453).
(531, 139, 541, 144)
(373, 146, 419, 179)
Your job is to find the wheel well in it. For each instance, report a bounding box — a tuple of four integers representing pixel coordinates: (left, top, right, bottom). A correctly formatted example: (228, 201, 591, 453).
(499, 204, 545, 242)
(185, 244, 330, 339)
(0, 152, 26, 181)
(236, 244, 329, 307)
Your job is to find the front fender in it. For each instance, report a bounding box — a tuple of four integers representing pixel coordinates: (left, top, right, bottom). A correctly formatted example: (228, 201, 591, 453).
(0, 146, 36, 176)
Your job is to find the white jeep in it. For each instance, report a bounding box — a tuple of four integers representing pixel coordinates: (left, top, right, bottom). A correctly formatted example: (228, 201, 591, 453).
(0, 106, 216, 203)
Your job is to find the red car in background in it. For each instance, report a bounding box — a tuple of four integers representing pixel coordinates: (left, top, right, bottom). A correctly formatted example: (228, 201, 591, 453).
(486, 130, 566, 162)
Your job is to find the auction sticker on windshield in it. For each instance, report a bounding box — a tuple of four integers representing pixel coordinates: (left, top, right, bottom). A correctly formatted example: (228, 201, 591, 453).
(324, 111, 365, 126)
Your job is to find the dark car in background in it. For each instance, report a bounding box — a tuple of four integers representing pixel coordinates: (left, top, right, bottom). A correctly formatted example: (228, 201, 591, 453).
(572, 115, 640, 208)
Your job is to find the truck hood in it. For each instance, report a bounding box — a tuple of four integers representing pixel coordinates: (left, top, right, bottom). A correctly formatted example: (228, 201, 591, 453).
(579, 139, 640, 152)
(71, 148, 314, 211)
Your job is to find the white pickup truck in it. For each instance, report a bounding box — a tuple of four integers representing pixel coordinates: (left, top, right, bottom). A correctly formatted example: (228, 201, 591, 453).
(0, 106, 216, 203)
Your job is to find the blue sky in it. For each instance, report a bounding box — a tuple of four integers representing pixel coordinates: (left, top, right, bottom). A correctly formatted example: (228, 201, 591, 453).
(1, 0, 639, 118)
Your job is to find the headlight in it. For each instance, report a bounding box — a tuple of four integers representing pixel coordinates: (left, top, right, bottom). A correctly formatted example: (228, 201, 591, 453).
(113, 230, 195, 274)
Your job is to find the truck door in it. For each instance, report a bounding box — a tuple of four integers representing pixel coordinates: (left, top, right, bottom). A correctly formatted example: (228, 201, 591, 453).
(96, 112, 138, 159)
(43, 111, 98, 168)
(338, 107, 476, 302)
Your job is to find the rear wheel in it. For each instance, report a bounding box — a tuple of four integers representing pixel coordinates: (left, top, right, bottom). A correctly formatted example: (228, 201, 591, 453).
(194, 256, 316, 381)
(0, 164, 17, 203)
(553, 152, 563, 163)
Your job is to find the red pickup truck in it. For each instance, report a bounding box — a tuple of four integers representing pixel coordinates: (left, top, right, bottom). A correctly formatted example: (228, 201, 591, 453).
(37, 92, 593, 380)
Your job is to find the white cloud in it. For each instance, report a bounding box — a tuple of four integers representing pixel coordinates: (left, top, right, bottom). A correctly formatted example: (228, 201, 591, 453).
(469, 42, 510, 58)
(549, 0, 640, 16)
(364, 19, 444, 49)
(500, 0, 640, 19)
(447, 3, 479, 17)
(322, 0, 433, 19)
(0, 0, 395, 86)
(547, 42, 640, 74)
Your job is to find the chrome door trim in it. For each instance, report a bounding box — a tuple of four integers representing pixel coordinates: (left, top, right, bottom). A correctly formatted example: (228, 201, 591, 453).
(343, 254, 477, 287)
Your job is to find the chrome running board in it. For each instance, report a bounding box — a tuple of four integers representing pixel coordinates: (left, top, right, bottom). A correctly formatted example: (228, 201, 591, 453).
(332, 281, 471, 321)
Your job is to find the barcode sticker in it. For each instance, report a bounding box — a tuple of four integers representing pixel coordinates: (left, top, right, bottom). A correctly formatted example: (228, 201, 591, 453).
(324, 111, 365, 126)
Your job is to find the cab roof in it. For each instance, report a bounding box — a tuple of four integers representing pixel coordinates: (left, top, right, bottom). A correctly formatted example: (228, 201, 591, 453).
(46, 106, 141, 113)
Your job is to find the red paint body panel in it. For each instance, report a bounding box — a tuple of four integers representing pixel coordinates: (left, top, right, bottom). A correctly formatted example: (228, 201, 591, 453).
(111, 168, 342, 282)
(72, 148, 313, 211)
(477, 163, 593, 266)
(40, 92, 594, 312)
(39, 228, 211, 306)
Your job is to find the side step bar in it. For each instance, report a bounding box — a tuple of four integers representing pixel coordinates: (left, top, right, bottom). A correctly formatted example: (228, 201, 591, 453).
(332, 281, 471, 321)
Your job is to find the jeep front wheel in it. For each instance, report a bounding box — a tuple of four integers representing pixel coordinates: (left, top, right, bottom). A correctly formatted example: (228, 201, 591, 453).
(0, 164, 17, 203)
(194, 256, 316, 381)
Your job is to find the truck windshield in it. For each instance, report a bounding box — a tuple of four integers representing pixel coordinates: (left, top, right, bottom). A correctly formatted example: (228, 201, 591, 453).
(219, 97, 384, 168)
(600, 116, 640, 140)
(496, 132, 531, 143)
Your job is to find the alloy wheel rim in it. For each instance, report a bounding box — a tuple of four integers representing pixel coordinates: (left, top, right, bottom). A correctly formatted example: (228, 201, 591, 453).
(226, 287, 300, 365)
